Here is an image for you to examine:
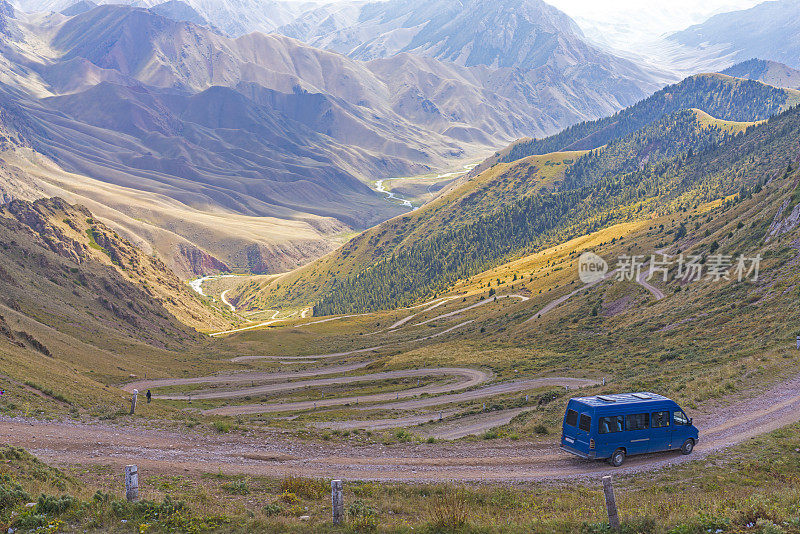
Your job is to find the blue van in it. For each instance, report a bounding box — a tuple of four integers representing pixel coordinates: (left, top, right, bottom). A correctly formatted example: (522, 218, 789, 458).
(561, 392, 699, 466)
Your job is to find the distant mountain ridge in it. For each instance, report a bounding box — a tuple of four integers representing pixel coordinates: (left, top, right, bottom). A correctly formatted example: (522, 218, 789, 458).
(720, 59, 800, 89)
(472, 73, 800, 173)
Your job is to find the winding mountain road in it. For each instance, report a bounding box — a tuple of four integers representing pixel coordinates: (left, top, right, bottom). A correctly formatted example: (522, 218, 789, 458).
(6, 373, 800, 482)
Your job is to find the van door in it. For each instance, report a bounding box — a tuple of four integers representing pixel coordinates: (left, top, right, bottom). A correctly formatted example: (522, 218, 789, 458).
(672, 410, 692, 446)
(624, 412, 650, 455)
(648, 410, 672, 452)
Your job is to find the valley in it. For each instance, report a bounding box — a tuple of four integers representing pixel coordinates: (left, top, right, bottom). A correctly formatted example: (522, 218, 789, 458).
(2, 0, 800, 532)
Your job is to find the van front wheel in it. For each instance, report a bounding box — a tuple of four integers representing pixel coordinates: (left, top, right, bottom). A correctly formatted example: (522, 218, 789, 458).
(681, 439, 695, 455)
(609, 449, 625, 467)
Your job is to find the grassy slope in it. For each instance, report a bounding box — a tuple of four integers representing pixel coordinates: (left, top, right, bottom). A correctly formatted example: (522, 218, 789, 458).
(374, 163, 800, 436)
(0, 197, 242, 417)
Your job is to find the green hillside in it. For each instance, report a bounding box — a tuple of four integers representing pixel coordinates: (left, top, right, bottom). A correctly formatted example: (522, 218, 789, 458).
(473, 73, 800, 174)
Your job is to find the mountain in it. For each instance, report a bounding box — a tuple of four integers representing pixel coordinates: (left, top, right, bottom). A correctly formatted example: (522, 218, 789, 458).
(720, 59, 800, 89)
(148, 0, 208, 26)
(0, 3, 674, 277)
(472, 73, 800, 172)
(668, 0, 800, 70)
(228, 73, 800, 313)
(0, 197, 229, 340)
(59, 0, 95, 16)
(279, 0, 664, 97)
(14, 0, 307, 35)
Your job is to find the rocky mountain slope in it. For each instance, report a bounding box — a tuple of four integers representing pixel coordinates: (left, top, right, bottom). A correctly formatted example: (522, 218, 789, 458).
(0, 197, 231, 332)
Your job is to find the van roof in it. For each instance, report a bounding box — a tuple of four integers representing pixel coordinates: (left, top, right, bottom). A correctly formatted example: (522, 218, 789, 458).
(571, 392, 671, 407)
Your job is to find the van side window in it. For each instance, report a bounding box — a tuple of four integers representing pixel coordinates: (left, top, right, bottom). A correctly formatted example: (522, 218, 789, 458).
(578, 414, 591, 432)
(674, 411, 689, 425)
(625, 413, 650, 431)
(565, 409, 579, 427)
(652, 411, 670, 428)
(598, 415, 624, 434)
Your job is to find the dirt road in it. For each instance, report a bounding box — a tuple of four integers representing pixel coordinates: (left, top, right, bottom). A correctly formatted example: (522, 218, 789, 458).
(157, 367, 492, 402)
(202, 376, 595, 416)
(4, 373, 800, 482)
(123, 362, 375, 393)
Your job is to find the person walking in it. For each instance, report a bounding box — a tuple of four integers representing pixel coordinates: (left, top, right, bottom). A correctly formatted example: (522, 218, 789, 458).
(146, 390, 152, 404)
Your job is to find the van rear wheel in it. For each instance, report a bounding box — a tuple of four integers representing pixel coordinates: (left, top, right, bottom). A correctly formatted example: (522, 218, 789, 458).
(681, 439, 695, 455)
(609, 448, 625, 467)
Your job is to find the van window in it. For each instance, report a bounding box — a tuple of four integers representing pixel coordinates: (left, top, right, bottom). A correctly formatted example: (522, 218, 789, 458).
(626, 413, 650, 431)
(578, 414, 591, 432)
(674, 411, 689, 425)
(598, 415, 624, 434)
(652, 411, 670, 428)
(565, 409, 579, 427)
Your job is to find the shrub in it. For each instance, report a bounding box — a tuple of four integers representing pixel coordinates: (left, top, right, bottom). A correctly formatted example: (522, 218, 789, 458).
(427, 490, 471, 533)
(395, 429, 414, 442)
(0, 475, 30, 510)
(36, 494, 77, 515)
(347, 499, 378, 534)
(533, 424, 549, 435)
(279, 492, 299, 505)
(221, 480, 250, 495)
(112, 495, 184, 522)
(263, 503, 283, 517)
(212, 421, 231, 433)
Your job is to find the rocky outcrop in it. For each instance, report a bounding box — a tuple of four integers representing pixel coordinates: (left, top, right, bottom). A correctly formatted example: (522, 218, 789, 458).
(767, 198, 800, 241)
(176, 244, 230, 277)
(2, 198, 89, 265)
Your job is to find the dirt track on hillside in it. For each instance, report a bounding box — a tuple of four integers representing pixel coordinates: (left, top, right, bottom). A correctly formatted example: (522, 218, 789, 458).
(203, 376, 597, 416)
(157, 367, 492, 403)
(4, 373, 800, 482)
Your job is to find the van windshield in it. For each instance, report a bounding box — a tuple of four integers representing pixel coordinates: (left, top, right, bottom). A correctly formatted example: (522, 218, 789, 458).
(565, 409, 578, 427)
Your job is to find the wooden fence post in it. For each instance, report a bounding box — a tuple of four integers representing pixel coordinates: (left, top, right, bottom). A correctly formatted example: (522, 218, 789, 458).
(602, 475, 620, 530)
(125, 465, 139, 502)
(331, 479, 343, 525)
(130, 389, 138, 415)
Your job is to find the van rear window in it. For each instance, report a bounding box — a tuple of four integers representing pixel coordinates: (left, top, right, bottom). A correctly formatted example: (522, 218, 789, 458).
(578, 414, 591, 432)
(565, 409, 578, 427)
(599, 415, 624, 434)
(626, 413, 650, 431)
